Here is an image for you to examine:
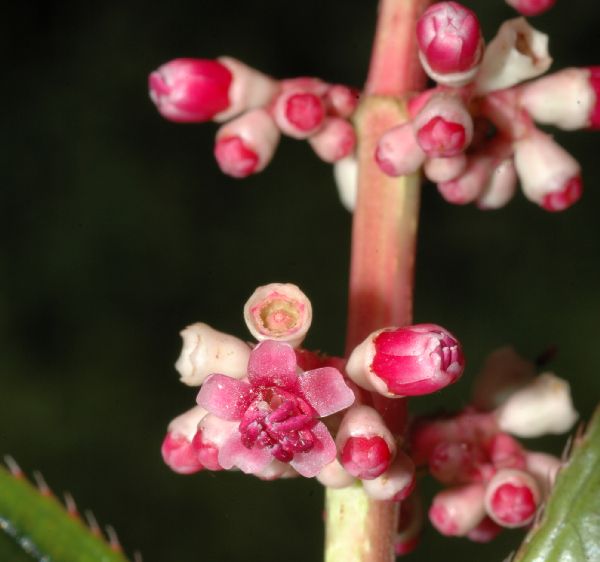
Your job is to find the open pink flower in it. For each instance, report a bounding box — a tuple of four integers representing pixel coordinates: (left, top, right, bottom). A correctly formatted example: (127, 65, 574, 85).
(196, 340, 355, 477)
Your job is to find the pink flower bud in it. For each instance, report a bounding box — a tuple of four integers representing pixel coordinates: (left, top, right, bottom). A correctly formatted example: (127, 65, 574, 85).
(194, 413, 239, 471)
(486, 433, 526, 471)
(476, 158, 518, 210)
(514, 129, 582, 211)
(161, 406, 208, 474)
(375, 123, 426, 177)
(424, 155, 467, 183)
(346, 324, 465, 397)
(394, 493, 424, 556)
(466, 516, 502, 543)
(149, 59, 232, 123)
(429, 441, 491, 485)
(416, 2, 483, 86)
(214, 109, 280, 178)
(495, 372, 578, 437)
(518, 67, 600, 131)
(484, 469, 540, 528)
(505, 0, 556, 16)
(471, 346, 535, 411)
(324, 85, 360, 118)
(525, 452, 561, 496)
(475, 18, 552, 95)
(437, 152, 494, 205)
(429, 484, 486, 536)
(316, 459, 357, 488)
(243, 283, 312, 347)
(336, 405, 395, 479)
(413, 94, 473, 157)
(334, 156, 358, 212)
(589, 67, 600, 129)
(362, 450, 416, 501)
(175, 323, 251, 386)
(272, 89, 326, 139)
(308, 117, 356, 163)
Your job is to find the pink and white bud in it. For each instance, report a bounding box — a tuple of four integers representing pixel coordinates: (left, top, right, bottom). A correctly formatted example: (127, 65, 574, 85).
(394, 493, 424, 556)
(271, 88, 326, 139)
(423, 154, 467, 183)
(518, 67, 600, 131)
(194, 413, 239, 471)
(475, 18, 552, 95)
(375, 123, 426, 177)
(413, 94, 473, 158)
(437, 152, 495, 205)
(243, 283, 312, 347)
(333, 156, 358, 212)
(346, 325, 465, 397)
(514, 129, 582, 211)
(214, 57, 280, 122)
(429, 441, 491, 485)
(429, 484, 487, 536)
(486, 433, 526, 471)
(484, 469, 540, 528)
(324, 85, 360, 118)
(525, 452, 561, 496)
(471, 346, 535, 411)
(214, 109, 280, 178)
(175, 323, 251, 386)
(149, 58, 233, 123)
(505, 0, 556, 17)
(308, 118, 356, 163)
(316, 459, 357, 488)
(336, 405, 395, 479)
(495, 373, 578, 438)
(416, 2, 484, 87)
(466, 516, 502, 543)
(476, 158, 518, 210)
(161, 406, 208, 474)
(362, 450, 416, 501)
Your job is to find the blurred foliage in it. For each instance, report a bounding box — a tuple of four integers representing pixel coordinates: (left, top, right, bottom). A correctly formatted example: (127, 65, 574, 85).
(1, 1, 599, 561)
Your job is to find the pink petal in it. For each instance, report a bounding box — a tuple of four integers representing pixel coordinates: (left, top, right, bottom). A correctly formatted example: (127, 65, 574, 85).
(290, 421, 336, 477)
(298, 367, 355, 417)
(247, 340, 298, 390)
(196, 374, 251, 421)
(218, 432, 272, 474)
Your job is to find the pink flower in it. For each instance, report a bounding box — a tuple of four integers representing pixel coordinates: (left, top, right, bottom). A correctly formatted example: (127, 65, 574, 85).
(196, 340, 355, 477)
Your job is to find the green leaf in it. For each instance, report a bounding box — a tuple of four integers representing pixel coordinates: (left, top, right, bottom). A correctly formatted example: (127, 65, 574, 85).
(0, 463, 131, 562)
(512, 405, 600, 562)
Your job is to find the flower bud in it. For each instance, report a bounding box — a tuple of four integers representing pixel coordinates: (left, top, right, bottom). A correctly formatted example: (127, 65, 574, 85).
(514, 129, 582, 211)
(525, 452, 561, 496)
(375, 123, 426, 177)
(505, 0, 556, 16)
(194, 413, 239, 471)
(437, 152, 494, 205)
(161, 406, 208, 474)
(495, 373, 578, 438)
(362, 450, 416, 501)
(243, 283, 312, 347)
(486, 433, 526, 471)
(429, 484, 486, 536)
(334, 156, 358, 212)
(336, 405, 395, 479)
(316, 459, 357, 488)
(466, 516, 502, 543)
(518, 67, 600, 130)
(416, 2, 483, 87)
(149, 59, 232, 123)
(214, 109, 280, 178)
(272, 89, 326, 139)
(484, 469, 540, 528)
(424, 154, 467, 183)
(475, 18, 552, 95)
(324, 85, 360, 118)
(308, 117, 356, 163)
(429, 441, 491, 485)
(476, 158, 518, 210)
(175, 323, 251, 386)
(346, 324, 465, 397)
(413, 94, 473, 158)
(394, 493, 424, 556)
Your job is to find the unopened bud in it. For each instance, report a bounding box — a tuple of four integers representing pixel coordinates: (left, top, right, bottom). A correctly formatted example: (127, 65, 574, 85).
(486, 433, 526, 471)
(424, 154, 467, 183)
(429, 484, 486, 536)
(437, 152, 494, 205)
(333, 156, 358, 212)
(272, 89, 326, 139)
(194, 413, 239, 471)
(375, 123, 426, 177)
(416, 2, 484, 87)
(505, 0, 556, 16)
(429, 441, 490, 485)
(161, 406, 208, 474)
(495, 373, 578, 437)
(484, 469, 540, 528)
(308, 117, 356, 163)
(243, 283, 312, 347)
(214, 109, 280, 178)
(476, 158, 518, 210)
(346, 324, 465, 397)
(362, 450, 416, 501)
(324, 85, 360, 118)
(175, 323, 251, 386)
(466, 516, 502, 543)
(514, 129, 582, 211)
(475, 18, 552, 94)
(525, 452, 561, 496)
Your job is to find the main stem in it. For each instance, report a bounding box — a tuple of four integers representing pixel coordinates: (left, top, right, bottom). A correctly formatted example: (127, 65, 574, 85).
(325, 0, 429, 561)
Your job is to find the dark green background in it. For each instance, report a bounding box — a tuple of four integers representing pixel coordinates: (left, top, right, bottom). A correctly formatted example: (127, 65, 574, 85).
(2, 1, 599, 560)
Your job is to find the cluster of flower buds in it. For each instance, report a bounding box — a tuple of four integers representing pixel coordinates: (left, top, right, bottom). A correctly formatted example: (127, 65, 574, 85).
(375, 1, 598, 212)
(161, 283, 465, 499)
(149, 58, 359, 178)
(409, 346, 578, 545)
